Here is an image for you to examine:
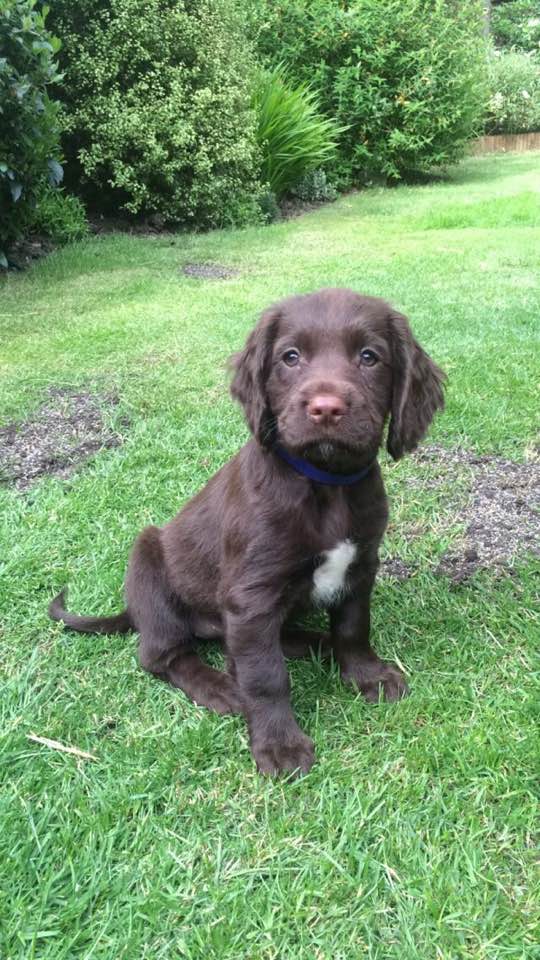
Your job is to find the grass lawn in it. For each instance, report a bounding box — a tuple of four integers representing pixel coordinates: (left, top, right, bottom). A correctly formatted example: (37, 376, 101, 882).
(1, 152, 539, 959)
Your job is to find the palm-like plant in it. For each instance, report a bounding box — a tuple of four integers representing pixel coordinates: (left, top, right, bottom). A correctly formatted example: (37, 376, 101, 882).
(252, 66, 341, 197)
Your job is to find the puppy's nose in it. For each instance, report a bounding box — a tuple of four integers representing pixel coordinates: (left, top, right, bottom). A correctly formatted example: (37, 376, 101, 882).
(307, 394, 347, 425)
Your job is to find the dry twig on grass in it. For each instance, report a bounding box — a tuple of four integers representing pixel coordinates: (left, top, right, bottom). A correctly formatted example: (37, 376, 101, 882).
(27, 733, 98, 761)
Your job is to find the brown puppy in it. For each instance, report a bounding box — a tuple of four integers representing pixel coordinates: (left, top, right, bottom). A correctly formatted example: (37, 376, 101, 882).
(49, 288, 445, 775)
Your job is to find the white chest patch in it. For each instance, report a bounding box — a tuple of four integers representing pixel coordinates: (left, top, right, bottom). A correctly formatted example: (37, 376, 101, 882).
(312, 539, 357, 606)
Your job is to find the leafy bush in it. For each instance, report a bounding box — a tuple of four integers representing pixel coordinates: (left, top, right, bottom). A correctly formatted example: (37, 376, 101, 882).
(249, 0, 489, 185)
(31, 187, 88, 244)
(252, 67, 341, 197)
(291, 168, 338, 203)
(0, 0, 64, 266)
(486, 49, 540, 133)
(48, 0, 262, 228)
(491, 0, 540, 55)
(258, 188, 281, 223)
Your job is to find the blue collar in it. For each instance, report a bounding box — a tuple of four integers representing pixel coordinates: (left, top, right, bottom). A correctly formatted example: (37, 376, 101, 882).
(274, 444, 375, 486)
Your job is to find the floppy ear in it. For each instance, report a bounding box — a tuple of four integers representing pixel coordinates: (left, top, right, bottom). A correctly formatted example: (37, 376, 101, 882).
(387, 311, 446, 461)
(230, 307, 280, 446)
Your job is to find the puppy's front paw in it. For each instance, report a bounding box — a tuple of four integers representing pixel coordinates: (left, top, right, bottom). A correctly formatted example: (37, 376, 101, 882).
(191, 673, 244, 715)
(251, 727, 315, 777)
(342, 656, 408, 703)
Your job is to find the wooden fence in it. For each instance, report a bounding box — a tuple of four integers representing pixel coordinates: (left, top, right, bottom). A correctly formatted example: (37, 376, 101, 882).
(471, 132, 540, 154)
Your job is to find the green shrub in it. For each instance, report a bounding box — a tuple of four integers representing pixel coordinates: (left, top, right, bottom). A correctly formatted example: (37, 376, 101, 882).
(291, 168, 338, 203)
(31, 187, 88, 244)
(486, 49, 540, 133)
(252, 66, 341, 197)
(48, 0, 262, 228)
(249, 0, 489, 185)
(257, 188, 280, 223)
(0, 0, 63, 266)
(491, 0, 540, 55)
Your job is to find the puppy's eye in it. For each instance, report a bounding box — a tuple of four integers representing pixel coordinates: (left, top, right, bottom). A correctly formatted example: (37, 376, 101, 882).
(359, 349, 378, 366)
(282, 349, 300, 367)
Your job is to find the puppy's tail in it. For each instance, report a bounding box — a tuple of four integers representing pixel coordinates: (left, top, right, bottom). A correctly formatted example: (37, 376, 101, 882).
(48, 588, 133, 635)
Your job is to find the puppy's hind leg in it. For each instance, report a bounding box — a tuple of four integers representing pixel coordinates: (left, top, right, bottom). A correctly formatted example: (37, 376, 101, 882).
(127, 527, 243, 715)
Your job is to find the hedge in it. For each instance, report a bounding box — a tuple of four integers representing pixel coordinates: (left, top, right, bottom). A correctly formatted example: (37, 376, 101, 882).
(48, 0, 262, 227)
(0, 0, 64, 264)
(249, 0, 489, 185)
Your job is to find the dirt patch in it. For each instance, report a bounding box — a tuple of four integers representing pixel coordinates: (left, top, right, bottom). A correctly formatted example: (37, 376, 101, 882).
(182, 262, 241, 280)
(416, 445, 539, 582)
(277, 198, 329, 220)
(276, 187, 354, 221)
(89, 214, 174, 238)
(0, 389, 127, 490)
(380, 557, 414, 581)
(3, 234, 55, 272)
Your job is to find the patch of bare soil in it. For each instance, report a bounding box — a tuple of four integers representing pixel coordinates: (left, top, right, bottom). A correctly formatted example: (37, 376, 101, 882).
(277, 198, 329, 220)
(380, 557, 414, 581)
(415, 445, 539, 582)
(89, 214, 173, 237)
(0, 389, 127, 491)
(3, 234, 55, 271)
(181, 262, 241, 280)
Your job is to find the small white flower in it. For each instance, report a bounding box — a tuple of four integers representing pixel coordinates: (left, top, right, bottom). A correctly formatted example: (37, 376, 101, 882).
(521, 89, 531, 99)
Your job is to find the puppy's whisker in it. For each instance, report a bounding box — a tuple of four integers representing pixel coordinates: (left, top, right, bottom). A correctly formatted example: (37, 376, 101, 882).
(261, 415, 277, 446)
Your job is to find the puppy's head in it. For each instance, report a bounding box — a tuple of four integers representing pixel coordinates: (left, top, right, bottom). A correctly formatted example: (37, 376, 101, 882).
(231, 288, 445, 467)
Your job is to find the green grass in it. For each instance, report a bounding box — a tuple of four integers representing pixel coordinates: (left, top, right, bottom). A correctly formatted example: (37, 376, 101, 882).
(1, 152, 539, 959)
